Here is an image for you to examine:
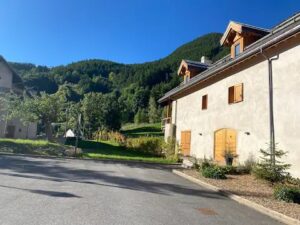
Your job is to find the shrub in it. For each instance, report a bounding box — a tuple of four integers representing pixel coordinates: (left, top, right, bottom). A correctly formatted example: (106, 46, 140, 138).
(274, 185, 300, 203)
(202, 165, 227, 179)
(235, 165, 251, 174)
(244, 153, 257, 172)
(253, 143, 290, 183)
(200, 157, 214, 170)
(126, 137, 164, 156)
(93, 130, 126, 145)
(162, 137, 178, 161)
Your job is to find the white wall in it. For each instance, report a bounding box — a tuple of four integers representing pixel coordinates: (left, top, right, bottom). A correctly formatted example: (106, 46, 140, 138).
(0, 118, 37, 139)
(174, 44, 300, 177)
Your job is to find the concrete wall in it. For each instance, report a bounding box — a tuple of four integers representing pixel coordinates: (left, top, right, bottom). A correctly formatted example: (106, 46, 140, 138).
(0, 118, 37, 139)
(173, 44, 300, 178)
(0, 61, 13, 89)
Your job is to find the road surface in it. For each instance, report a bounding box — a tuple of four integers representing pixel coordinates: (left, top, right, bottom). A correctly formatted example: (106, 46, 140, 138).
(0, 155, 282, 225)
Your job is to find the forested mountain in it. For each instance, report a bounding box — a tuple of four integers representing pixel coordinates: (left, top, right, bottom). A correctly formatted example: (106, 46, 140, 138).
(9, 33, 229, 124)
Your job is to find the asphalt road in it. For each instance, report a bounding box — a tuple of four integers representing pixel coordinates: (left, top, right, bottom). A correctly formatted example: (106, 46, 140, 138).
(0, 155, 282, 225)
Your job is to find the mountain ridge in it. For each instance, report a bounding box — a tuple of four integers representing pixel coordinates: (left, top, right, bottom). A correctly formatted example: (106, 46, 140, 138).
(8, 32, 229, 123)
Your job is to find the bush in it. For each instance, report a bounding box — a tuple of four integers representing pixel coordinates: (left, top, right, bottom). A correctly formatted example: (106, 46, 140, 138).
(162, 137, 178, 161)
(200, 157, 214, 170)
(274, 185, 300, 203)
(244, 153, 256, 173)
(126, 137, 164, 156)
(222, 165, 252, 175)
(93, 130, 126, 145)
(202, 165, 227, 179)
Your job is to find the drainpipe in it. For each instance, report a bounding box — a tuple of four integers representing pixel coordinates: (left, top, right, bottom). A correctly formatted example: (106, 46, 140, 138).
(261, 48, 279, 166)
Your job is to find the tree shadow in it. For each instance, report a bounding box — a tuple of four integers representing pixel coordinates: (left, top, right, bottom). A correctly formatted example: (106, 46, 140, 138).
(0, 184, 81, 198)
(0, 155, 226, 199)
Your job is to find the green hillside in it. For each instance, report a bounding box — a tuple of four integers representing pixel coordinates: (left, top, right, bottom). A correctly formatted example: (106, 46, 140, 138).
(9, 33, 229, 124)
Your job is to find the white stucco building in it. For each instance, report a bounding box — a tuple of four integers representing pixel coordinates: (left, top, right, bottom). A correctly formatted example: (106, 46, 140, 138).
(0, 56, 37, 139)
(159, 13, 300, 178)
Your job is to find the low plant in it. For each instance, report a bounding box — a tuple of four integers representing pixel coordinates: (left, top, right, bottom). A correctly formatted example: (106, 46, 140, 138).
(244, 153, 257, 172)
(93, 130, 126, 145)
(126, 137, 164, 156)
(223, 150, 238, 166)
(222, 165, 238, 175)
(201, 165, 227, 179)
(253, 143, 290, 183)
(162, 137, 178, 161)
(274, 185, 300, 204)
(200, 157, 214, 170)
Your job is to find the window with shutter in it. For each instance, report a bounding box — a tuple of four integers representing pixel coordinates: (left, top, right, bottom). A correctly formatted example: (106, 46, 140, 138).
(228, 86, 235, 104)
(228, 83, 243, 104)
(234, 84, 243, 103)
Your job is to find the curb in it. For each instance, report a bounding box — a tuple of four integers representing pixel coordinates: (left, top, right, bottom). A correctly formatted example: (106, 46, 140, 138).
(172, 169, 300, 225)
(0, 152, 181, 167)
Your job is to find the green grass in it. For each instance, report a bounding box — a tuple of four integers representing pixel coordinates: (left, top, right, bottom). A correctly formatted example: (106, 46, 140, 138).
(121, 123, 163, 138)
(66, 139, 175, 164)
(0, 138, 67, 156)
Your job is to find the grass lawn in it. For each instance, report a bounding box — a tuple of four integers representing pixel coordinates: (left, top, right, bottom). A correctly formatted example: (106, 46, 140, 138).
(0, 138, 67, 156)
(67, 139, 175, 164)
(121, 123, 163, 138)
(0, 123, 175, 164)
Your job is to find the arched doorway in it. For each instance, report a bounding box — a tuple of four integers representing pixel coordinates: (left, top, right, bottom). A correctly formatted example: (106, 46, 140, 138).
(214, 128, 237, 163)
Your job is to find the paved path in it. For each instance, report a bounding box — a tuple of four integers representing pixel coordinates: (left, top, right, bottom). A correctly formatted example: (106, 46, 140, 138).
(0, 155, 282, 225)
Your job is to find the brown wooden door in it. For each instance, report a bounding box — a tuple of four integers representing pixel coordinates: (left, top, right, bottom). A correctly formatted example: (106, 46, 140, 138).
(214, 128, 237, 162)
(181, 131, 191, 156)
(5, 125, 15, 138)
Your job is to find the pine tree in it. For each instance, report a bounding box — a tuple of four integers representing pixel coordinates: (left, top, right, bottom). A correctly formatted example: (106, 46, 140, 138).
(253, 143, 290, 183)
(148, 96, 160, 123)
(134, 108, 148, 124)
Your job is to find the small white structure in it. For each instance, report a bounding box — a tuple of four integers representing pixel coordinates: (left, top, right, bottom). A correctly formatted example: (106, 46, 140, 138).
(65, 129, 75, 138)
(159, 13, 300, 178)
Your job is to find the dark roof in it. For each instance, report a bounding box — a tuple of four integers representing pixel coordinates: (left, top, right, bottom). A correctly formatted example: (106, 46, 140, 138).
(184, 59, 210, 68)
(159, 12, 300, 103)
(0, 55, 24, 91)
(231, 21, 270, 33)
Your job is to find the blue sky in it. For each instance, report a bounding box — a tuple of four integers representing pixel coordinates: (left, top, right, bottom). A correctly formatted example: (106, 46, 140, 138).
(0, 0, 299, 66)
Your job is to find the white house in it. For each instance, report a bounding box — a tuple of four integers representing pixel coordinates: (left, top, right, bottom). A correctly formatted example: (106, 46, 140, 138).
(159, 13, 300, 178)
(0, 55, 37, 139)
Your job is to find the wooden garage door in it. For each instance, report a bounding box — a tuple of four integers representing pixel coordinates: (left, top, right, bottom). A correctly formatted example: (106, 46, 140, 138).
(181, 131, 191, 156)
(214, 128, 237, 162)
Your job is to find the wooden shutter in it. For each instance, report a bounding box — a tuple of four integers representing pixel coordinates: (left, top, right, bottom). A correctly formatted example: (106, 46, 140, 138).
(181, 131, 191, 156)
(228, 86, 235, 104)
(234, 84, 243, 103)
(202, 95, 207, 110)
(214, 129, 226, 162)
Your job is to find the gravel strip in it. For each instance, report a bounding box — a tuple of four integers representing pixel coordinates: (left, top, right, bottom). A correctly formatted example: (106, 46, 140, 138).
(181, 169, 300, 220)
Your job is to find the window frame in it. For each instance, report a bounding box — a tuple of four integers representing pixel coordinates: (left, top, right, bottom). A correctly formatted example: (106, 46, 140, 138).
(228, 83, 243, 104)
(234, 43, 241, 57)
(202, 94, 208, 110)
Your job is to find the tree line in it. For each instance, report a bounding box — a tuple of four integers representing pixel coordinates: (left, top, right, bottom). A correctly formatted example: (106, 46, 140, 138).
(4, 33, 228, 140)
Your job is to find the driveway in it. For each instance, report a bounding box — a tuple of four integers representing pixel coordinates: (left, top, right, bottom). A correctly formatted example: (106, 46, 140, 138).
(0, 155, 282, 225)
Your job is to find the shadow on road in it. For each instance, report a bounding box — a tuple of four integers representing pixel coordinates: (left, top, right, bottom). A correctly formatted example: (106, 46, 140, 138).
(0, 184, 81, 198)
(0, 155, 225, 199)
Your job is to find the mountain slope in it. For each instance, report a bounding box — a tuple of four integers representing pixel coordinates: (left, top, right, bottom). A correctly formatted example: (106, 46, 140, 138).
(9, 32, 229, 122)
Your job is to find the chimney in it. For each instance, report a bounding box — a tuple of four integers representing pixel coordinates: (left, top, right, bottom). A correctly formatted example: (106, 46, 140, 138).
(201, 56, 212, 65)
